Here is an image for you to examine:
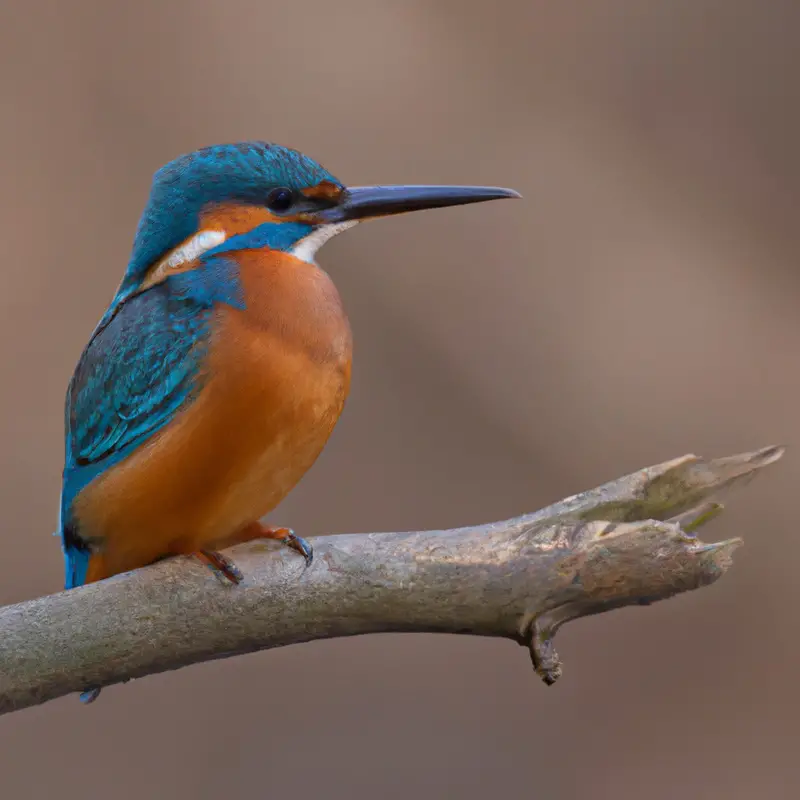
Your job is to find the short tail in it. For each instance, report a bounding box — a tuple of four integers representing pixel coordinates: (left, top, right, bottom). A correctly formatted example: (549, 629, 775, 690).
(80, 688, 102, 704)
(62, 530, 104, 703)
(63, 543, 91, 590)
(60, 508, 93, 590)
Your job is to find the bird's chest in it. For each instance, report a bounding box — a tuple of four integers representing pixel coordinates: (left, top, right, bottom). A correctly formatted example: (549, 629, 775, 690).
(200, 254, 353, 522)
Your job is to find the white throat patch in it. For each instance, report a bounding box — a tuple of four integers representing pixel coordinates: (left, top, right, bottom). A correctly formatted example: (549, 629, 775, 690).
(289, 221, 358, 264)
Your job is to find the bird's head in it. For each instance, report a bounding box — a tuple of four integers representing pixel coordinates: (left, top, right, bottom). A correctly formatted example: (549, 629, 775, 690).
(117, 141, 520, 303)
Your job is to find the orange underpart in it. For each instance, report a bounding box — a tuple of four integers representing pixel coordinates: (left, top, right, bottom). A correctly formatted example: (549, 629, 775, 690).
(83, 553, 110, 584)
(72, 250, 347, 583)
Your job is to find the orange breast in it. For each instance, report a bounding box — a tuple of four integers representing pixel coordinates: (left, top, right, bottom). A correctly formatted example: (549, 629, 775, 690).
(73, 250, 352, 578)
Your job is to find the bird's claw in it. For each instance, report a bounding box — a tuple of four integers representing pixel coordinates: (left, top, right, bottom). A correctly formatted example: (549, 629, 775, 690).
(282, 530, 313, 565)
(197, 550, 244, 584)
(262, 526, 313, 565)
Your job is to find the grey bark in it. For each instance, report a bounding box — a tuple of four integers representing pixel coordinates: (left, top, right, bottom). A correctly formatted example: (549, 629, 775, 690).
(0, 445, 783, 715)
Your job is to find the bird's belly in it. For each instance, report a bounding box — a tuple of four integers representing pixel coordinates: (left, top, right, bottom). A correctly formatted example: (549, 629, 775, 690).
(200, 347, 350, 539)
(74, 329, 351, 573)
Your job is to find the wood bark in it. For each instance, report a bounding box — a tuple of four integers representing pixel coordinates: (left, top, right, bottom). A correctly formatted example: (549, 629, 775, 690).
(0, 445, 783, 714)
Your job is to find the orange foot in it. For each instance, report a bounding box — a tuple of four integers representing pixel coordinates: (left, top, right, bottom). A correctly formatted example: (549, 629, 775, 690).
(195, 550, 244, 584)
(194, 524, 313, 584)
(241, 522, 314, 565)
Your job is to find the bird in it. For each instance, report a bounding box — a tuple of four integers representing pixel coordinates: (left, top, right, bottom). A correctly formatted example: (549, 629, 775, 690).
(58, 141, 520, 701)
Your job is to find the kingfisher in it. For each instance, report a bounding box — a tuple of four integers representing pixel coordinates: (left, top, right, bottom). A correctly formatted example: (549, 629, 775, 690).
(59, 141, 519, 699)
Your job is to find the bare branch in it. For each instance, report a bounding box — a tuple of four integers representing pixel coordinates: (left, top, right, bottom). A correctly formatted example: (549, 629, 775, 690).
(0, 445, 784, 714)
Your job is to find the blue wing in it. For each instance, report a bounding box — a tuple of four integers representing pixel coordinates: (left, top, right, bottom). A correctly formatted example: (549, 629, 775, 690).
(60, 282, 214, 588)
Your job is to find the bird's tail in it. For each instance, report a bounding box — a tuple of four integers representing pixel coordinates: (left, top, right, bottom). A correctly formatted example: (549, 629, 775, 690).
(60, 525, 103, 702)
(59, 504, 91, 589)
(63, 545, 91, 590)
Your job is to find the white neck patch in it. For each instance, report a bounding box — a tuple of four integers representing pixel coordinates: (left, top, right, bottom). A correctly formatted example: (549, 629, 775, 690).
(164, 229, 227, 269)
(289, 221, 358, 264)
(139, 229, 227, 292)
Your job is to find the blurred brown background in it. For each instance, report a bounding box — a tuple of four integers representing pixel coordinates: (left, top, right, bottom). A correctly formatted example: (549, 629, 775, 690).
(1, 0, 798, 797)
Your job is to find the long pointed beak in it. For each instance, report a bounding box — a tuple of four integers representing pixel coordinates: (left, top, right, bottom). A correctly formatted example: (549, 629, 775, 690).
(317, 184, 521, 223)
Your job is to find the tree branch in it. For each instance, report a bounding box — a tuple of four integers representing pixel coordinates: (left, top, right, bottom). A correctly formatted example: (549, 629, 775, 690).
(0, 445, 784, 715)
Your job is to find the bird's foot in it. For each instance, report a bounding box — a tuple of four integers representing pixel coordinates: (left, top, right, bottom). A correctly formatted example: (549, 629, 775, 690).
(195, 550, 244, 585)
(259, 524, 313, 565)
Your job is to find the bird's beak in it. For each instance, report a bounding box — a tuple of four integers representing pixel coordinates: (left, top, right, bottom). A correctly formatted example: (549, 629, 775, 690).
(316, 184, 521, 223)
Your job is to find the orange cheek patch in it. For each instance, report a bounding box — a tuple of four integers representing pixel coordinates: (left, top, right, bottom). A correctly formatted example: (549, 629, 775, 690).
(201, 203, 284, 234)
(137, 201, 302, 295)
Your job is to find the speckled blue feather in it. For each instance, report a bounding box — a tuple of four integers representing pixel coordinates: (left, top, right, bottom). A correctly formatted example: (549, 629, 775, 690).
(60, 141, 339, 589)
(61, 285, 216, 588)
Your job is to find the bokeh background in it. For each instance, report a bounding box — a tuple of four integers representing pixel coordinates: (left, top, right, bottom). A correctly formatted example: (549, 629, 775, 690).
(1, 1, 798, 797)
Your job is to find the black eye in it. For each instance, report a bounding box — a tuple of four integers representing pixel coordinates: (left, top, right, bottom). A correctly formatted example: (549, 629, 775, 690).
(266, 187, 294, 213)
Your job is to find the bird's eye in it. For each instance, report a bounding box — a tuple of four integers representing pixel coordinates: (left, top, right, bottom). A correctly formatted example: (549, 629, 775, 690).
(266, 187, 294, 213)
